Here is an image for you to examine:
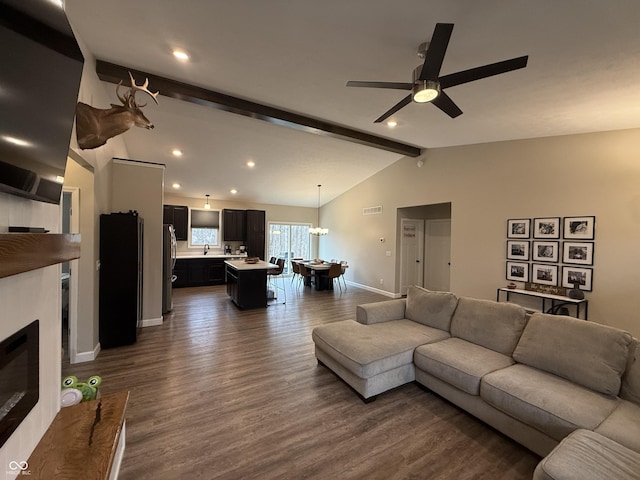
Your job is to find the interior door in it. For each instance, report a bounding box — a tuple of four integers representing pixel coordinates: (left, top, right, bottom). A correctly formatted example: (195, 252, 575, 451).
(425, 219, 451, 291)
(399, 218, 425, 295)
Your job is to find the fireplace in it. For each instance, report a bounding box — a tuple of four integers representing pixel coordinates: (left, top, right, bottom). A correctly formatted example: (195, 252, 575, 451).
(0, 320, 39, 447)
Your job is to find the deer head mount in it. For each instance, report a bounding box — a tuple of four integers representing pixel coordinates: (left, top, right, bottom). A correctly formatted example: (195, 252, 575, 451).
(75, 72, 159, 149)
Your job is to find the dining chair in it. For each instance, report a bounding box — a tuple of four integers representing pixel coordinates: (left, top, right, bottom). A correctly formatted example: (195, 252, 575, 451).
(339, 260, 348, 290)
(298, 263, 313, 288)
(290, 260, 301, 286)
(327, 263, 343, 292)
(267, 258, 286, 303)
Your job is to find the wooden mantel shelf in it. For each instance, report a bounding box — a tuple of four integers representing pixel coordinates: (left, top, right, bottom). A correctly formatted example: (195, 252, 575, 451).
(0, 233, 81, 278)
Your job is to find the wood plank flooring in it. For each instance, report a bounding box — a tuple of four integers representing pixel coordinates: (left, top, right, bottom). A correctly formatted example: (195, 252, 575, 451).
(63, 283, 539, 479)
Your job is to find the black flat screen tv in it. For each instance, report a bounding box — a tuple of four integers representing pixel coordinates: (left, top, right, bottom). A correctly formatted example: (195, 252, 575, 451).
(0, 1, 84, 204)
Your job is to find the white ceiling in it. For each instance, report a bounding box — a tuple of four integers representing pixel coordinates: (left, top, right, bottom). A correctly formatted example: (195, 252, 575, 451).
(64, 1, 640, 207)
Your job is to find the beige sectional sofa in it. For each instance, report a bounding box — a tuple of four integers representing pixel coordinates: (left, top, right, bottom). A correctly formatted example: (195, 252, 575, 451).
(311, 286, 640, 479)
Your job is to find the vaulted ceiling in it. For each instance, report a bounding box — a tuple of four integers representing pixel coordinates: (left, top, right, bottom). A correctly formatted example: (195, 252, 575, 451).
(64, 1, 640, 207)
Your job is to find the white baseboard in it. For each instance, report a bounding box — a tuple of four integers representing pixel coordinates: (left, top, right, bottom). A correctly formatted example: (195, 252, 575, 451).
(141, 316, 163, 327)
(72, 342, 101, 364)
(345, 281, 401, 298)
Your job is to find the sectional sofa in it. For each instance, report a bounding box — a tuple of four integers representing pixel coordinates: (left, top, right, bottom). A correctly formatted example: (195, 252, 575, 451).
(311, 286, 640, 480)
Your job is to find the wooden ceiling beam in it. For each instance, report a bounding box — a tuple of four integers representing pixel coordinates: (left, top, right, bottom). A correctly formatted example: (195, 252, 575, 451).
(95, 60, 422, 158)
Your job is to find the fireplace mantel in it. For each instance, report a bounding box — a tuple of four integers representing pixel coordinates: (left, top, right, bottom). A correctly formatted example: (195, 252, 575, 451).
(0, 233, 81, 278)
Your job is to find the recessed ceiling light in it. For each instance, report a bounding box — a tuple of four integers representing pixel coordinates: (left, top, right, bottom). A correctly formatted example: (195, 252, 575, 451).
(172, 50, 189, 61)
(172, 183, 181, 189)
(55, 176, 65, 184)
(230, 189, 238, 194)
(246, 160, 255, 168)
(386, 120, 397, 127)
(171, 149, 183, 157)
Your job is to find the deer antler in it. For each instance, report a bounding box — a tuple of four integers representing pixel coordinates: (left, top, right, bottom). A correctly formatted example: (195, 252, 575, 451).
(128, 72, 159, 106)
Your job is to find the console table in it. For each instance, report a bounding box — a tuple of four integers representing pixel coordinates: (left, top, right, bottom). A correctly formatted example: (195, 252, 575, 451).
(496, 288, 588, 320)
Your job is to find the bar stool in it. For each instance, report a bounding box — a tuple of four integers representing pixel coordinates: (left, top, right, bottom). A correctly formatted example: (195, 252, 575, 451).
(267, 258, 286, 304)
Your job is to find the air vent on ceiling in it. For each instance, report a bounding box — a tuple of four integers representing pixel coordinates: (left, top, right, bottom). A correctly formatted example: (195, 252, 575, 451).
(362, 205, 383, 215)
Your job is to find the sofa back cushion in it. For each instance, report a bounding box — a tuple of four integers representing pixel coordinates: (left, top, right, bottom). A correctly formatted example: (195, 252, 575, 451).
(513, 313, 632, 396)
(621, 337, 640, 405)
(449, 297, 527, 355)
(405, 286, 458, 331)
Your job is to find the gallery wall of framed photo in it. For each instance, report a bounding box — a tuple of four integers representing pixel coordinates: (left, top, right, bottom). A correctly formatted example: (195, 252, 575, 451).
(506, 216, 595, 292)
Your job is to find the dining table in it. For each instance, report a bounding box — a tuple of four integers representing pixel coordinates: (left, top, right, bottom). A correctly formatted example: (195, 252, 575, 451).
(296, 260, 347, 291)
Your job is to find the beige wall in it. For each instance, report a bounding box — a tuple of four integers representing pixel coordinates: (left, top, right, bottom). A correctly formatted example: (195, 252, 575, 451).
(320, 128, 640, 337)
(112, 160, 164, 324)
(163, 193, 317, 257)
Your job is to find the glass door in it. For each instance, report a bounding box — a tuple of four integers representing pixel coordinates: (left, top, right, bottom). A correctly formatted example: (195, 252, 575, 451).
(268, 223, 311, 274)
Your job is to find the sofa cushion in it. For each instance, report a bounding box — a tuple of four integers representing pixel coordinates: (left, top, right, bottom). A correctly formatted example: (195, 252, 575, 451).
(414, 338, 514, 395)
(312, 319, 449, 378)
(450, 297, 527, 355)
(533, 429, 640, 480)
(513, 313, 632, 396)
(405, 286, 458, 331)
(482, 364, 619, 441)
(356, 298, 406, 325)
(621, 337, 640, 405)
(595, 400, 640, 453)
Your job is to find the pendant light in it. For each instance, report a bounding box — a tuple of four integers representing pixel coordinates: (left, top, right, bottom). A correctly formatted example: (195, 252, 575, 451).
(204, 194, 211, 209)
(309, 184, 328, 236)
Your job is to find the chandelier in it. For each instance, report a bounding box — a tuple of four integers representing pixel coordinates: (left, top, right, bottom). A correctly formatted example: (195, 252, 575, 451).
(309, 184, 328, 236)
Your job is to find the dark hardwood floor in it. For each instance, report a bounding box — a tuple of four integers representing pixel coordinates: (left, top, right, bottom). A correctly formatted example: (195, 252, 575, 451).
(63, 283, 539, 479)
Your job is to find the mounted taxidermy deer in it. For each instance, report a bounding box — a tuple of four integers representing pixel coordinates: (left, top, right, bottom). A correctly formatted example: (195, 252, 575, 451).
(75, 72, 159, 149)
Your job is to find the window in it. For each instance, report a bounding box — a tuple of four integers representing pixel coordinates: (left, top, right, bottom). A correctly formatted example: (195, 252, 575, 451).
(190, 209, 220, 247)
(268, 222, 311, 274)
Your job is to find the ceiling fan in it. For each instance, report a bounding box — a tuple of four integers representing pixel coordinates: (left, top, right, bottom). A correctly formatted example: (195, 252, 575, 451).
(346, 23, 528, 122)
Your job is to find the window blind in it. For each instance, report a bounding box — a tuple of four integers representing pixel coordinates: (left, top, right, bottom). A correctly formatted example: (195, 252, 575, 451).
(191, 210, 219, 228)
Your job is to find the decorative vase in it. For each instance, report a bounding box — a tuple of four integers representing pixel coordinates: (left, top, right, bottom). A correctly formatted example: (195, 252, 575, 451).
(568, 282, 585, 300)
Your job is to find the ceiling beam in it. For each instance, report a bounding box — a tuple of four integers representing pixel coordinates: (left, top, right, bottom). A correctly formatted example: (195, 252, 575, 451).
(95, 60, 422, 158)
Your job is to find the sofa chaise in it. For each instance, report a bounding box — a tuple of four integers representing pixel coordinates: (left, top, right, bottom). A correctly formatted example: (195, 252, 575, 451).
(311, 286, 640, 479)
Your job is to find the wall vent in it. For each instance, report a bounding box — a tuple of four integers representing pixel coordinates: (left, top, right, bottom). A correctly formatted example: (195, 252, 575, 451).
(362, 205, 383, 215)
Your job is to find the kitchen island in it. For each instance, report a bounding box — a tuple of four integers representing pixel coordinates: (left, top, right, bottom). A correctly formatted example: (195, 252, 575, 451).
(224, 259, 277, 309)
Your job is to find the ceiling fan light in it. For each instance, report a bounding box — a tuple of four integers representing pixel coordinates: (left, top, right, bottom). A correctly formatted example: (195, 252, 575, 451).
(412, 80, 440, 103)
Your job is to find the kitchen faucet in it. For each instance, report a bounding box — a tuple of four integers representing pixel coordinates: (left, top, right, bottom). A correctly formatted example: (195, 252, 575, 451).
(203, 244, 210, 255)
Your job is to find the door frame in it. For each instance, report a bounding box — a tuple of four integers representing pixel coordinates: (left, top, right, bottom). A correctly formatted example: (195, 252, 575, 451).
(62, 187, 80, 363)
(425, 218, 451, 292)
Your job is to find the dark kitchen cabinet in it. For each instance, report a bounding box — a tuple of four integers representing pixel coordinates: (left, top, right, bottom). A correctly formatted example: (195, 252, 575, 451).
(163, 205, 188, 241)
(223, 209, 246, 241)
(245, 209, 265, 259)
(173, 258, 226, 287)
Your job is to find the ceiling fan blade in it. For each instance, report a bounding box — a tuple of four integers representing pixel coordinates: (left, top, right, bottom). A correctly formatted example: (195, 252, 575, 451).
(346, 81, 413, 90)
(439, 55, 528, 89)
(374, 94, 412, 123)
(431, 91, 463, 118)
(419, 23, 454, 80)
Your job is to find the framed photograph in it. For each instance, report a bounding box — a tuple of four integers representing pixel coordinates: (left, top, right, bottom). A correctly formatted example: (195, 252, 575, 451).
(506, 261, 529, 282)
(533, 217, 561, 239)
(532, 264, 558, 286)
(562, 266, 593, 291)
(563, 216, 595, 240)
(507, 219, 530, 239)
(506, 240, 530, 260)
(563, 242, 594, 265)
(532, 241, 559, 262)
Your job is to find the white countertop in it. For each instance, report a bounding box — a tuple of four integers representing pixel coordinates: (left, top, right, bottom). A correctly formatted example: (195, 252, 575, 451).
(224, 259, 278, 271)
(176, 253, 247, 259)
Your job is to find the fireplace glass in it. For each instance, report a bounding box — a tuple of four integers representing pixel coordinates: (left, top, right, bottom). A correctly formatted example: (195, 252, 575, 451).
(0, 320, 39, 447)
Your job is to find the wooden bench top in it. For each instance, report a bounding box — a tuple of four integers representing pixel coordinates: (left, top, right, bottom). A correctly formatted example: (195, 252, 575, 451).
(28, 391, 129, 480)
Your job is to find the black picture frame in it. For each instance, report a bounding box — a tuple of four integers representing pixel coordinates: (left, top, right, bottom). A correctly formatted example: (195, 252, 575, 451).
(562, 242, 594, 265)
(533, 217, 561, 239)
(506, 261, 529, 282)
(506, 240, 530, 260)
(562, 266, 593, 291)
(532, 241, 559, 262)
(532, 263, 558, 286)
(563, 216, 595, 240)
(507, 219, 530, 239)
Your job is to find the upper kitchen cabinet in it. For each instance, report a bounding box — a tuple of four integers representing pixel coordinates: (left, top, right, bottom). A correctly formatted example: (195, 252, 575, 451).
(163, 205, 188, 241)
(223, 209, 246, 241)
(245, 209, 266, 259)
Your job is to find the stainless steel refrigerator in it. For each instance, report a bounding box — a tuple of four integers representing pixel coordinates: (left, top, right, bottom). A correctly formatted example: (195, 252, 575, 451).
(162, 224, 177, 314)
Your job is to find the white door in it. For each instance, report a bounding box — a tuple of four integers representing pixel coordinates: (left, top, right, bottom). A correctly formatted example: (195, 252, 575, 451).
(425, 219, 451, 291)
(399, 218, 425, 295)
